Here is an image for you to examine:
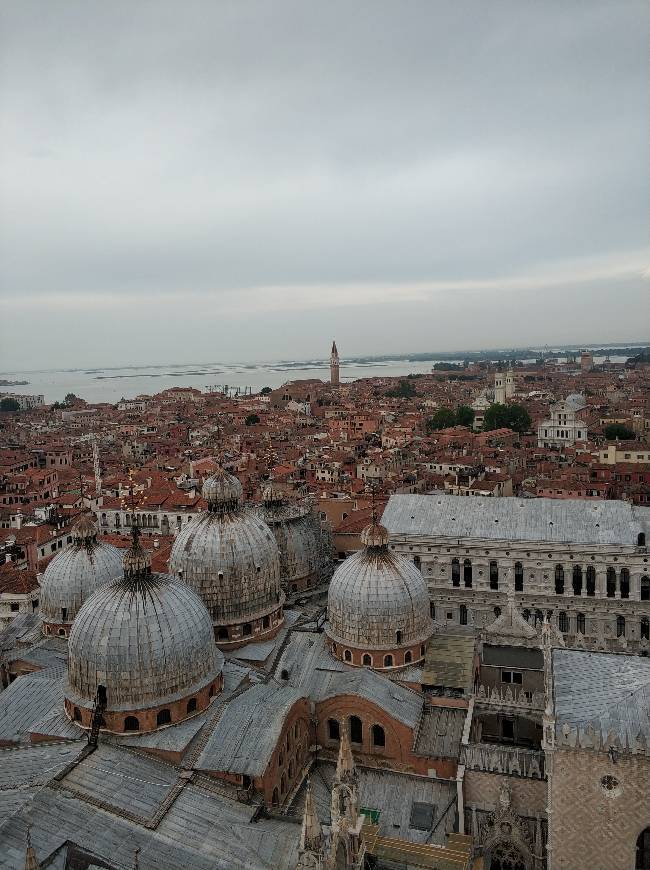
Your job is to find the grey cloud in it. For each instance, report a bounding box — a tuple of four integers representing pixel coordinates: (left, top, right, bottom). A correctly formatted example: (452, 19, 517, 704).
(0, 0, 648, 368)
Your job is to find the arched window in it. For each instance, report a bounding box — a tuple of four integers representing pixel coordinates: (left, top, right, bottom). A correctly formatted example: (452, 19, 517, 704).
(217, 627, 229, 640)
(344, 649, 352, 662)
(494, 606, 501, 618)
(489, 560, 499, 590)
(638, 532, 647, 547)
(642, 577, 650, 602)
(383, 654, 393, 667)
(555, 565, 564, 594)
(514, 562, 524, 592)
(271, 787, 279, 807)
(559, 611, 568, 633)
(413, 556, 421, 570)
(641, 618, 650, 641)
(350, 716, 363, 744)
(280, 774, 286, 795)
(572, 565, 583, 596)
(606, 567, 616, 598)
(636, 826, 650, 868)
(262, 615, 270, 629)
(586, 565, 596, 596)
(404, 650, 412, 664)
(396, 630, 403, 645)
(460, 604, 468, 625)
(280, 669, 289, 680)
(576, 612, 586, 635)
(430, 602, 436, 619)
(73, 706, 82, 722)
(617, 616, 626, 638)
(328, 719, 340, 741)
(156, 709, 171, 727)
(124, 716, 140, 732)
(620, 568, 630, 599)
(362, 654, 372, 667)
(242, 623, 252, 637)
(451, 558, 460, 587)
(372, 724, 385, 747)
(463, 558, 473, 588)
(186, 698, 197, 714)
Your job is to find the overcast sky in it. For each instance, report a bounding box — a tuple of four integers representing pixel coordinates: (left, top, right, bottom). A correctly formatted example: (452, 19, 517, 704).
(0, 1, 648, 369)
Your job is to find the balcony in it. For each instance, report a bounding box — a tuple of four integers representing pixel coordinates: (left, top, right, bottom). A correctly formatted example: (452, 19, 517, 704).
(461, 741, 546, 779)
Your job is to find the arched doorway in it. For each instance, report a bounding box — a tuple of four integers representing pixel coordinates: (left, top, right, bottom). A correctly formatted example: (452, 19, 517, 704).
(637, 826, 650, 869)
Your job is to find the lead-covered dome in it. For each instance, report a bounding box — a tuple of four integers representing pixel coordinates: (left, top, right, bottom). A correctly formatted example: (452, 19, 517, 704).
(40, 514, 123, 636)
(258, 487, 330, 594)
(65, 531, 223, 733)
(326, 523, 433, 668)
(169, 468, 284, 647)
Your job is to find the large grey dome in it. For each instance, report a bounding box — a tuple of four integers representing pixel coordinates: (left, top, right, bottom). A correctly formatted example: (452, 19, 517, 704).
(259, 494, 329, 591)
(326, 523, 433, 651)
(66, 565, 223, 713)
(169, 504, 283, 625)
(40, 516, 123, 630)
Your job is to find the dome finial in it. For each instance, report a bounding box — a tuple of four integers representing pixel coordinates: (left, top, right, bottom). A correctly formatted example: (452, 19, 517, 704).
(202, 466, 243, 513)
(122, 477, 151, 581)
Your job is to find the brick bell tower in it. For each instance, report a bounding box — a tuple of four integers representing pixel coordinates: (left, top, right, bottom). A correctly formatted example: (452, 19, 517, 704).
(330, 340, 340, 388)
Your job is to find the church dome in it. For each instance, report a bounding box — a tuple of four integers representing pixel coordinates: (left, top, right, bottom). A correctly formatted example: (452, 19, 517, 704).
(259, 491, 330, 593)
(326, 523, 433, 666)
(65, 531, 223, 733)
(40, 515, 123, 635)
(170, 469, 284, 646)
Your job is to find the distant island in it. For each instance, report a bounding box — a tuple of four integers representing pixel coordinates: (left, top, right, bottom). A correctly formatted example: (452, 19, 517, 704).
(0, 379, 28, 387)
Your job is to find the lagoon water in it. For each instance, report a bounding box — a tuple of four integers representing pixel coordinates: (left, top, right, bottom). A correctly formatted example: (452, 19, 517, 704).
(0, 352, 630, 405)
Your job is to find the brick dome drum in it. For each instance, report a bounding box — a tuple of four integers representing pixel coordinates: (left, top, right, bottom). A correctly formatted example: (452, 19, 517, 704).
(40, 515, 123, 634)
(326, 523, 433, 662)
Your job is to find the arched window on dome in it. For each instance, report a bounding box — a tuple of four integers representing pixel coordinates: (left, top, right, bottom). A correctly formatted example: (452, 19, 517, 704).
(451, 559, 460, 587)
(383, 654, 393, 667)
(186, 698, 197, 714)
(58, 628, 66, 637)
(242, 623, 252, 637)
(262, 615, 270, 629)
(362, 654, 372, 667)
(124, 716, 140, 732)
(350, 716, 363, 744)
(344, 649, 352, 662)
(396, 630, 403, 645)
(404, 650, 412, 664)
(217, 627, 229, 640)
(372, 724, 385, 747)
(328, 719, 340, 741)
(73, 706, 82, 722)
(157, 709, 171, 727)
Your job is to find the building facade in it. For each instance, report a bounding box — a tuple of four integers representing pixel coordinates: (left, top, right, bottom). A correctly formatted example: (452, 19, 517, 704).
(537, 394, 588, 448)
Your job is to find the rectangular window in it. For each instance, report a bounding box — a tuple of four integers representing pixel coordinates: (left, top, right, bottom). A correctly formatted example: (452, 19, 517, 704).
(502, 719, 515, 739)
(501, 671, 522, 685)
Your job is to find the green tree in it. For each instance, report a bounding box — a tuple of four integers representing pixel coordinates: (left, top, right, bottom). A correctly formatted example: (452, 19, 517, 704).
(0, 398, 19, 412)
(483, 403, 531, 434)
(245, 413, 260, 426)
(455, 405, 475, 427)
(604, 424, 636, 440)
(426, 408, 457, 431)
(260, 386, 272, 395)
(64, 393, 79, 405)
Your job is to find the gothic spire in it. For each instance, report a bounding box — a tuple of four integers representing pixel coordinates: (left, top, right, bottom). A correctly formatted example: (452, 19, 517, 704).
(299, 779, 324, 856)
